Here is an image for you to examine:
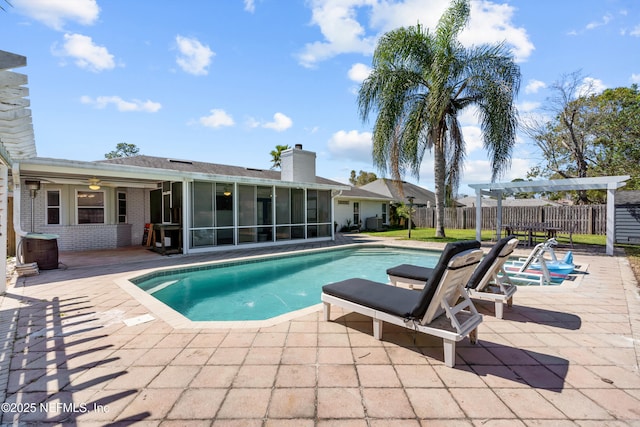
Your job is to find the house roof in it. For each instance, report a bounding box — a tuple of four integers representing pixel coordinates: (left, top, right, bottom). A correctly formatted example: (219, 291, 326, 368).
(359, 178, 463, 207)
(101, 154, 344, 187)
(16, 155, 349, 191)
(616, 190, 640, 205)
(335, 185, 392, 201)
(456, 196, 564, 208)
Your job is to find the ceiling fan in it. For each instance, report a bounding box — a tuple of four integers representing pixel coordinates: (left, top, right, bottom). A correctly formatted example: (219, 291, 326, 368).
(88, 177, 101, 190)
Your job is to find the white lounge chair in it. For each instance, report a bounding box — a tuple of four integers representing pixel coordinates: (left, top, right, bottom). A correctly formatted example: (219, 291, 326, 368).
(503, 239, 554, 286)
(387, 236, 520, 319)
(321, 241, 484, 368)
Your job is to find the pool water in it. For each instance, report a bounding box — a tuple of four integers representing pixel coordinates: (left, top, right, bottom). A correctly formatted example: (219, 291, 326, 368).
(132, 246, 441, 321)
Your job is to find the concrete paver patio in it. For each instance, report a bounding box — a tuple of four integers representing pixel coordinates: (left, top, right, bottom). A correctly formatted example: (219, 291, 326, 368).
(1, 234, 639, 425)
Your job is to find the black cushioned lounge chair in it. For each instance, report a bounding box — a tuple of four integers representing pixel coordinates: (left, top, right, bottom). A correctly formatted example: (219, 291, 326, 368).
(321, 240, 484, 367)
(386, 235, 519, 319)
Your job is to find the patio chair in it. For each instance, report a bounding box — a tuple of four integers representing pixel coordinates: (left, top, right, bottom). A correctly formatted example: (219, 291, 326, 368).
(502, 240, 553, 285)
(321, 240, 484, 368)
(504, 238, 574, 285)
(386, 236, 520, 319)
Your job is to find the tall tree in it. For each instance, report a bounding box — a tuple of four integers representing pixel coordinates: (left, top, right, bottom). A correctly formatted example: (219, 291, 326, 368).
(358, 0, 520, 237)
(269, 144, 290, 170)
(589, 85, 640, 190)
(349, 170, 377, 186)
(105, 142, 140, 159)
(523, 71, 595, 204)
(524, 75, 640, 201)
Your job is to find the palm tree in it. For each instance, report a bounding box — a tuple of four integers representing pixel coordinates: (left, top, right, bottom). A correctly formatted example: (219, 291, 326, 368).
(269, 144, 290, 170)
(358, 0, 520, 237)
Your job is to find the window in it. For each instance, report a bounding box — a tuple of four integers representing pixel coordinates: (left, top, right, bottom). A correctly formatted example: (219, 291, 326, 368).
(117, 192, 127, 223)
(77, 191, 105, 224)
(353, 202, 360, 226)
(46, 190, 60, 225)
(381, 203, 387, 223)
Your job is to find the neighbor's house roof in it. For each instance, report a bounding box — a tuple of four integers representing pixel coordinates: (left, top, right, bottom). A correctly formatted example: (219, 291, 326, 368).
(335, 184, 393, 201)
(616, 190, 640, 205)
(360, 178, 464, 207)
(0, 50, 37, 165)
(456, 196, 564, 208)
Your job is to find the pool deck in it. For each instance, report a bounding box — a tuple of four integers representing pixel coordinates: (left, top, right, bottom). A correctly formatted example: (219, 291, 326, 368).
(1, 234, 639, 425)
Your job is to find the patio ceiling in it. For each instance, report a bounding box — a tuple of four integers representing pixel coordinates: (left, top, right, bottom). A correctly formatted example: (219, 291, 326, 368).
(0, 50, 37, 166)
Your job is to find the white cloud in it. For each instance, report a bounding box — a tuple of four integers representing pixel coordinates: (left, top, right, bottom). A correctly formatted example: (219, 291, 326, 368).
(14, 0, 100, 30)
(299, 0, 535, 67)
(460, 157, 534, 187)
(578, 77, 607, 97)
(263, 113, 293, 131)
(80, 96, 161, 112)
(586, 13, 613, 30)
(54, 33, 115, 72)
(199, 109, 235, 128)
(327, 129, 373, 162)
(297, 0, 378, 68)
(175, 35, 215, 76)
(244, 0, 255, 13)
(525, 79, 546, 94)
(461, 126, 484, 153)
(460, 1, 534, 62)
(631, 73, 640, 83)
(348, 62, 372, 82)
(518, 101, 541, 113)
(631, 25, 640, 36)
(247, 113, 294, 131)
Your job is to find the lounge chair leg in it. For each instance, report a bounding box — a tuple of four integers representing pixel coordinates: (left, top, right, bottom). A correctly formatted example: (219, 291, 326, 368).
(443, 339, 456, 368)
(469, 328, 478, 345)
(323, 302, 331, 321)
(373, 319, 382, 340)
(507, 297, 513, 307)
(495, 301, 504, 320)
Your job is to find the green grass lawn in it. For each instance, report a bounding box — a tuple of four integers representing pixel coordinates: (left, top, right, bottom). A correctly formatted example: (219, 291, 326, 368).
(364, 227, 606, 246)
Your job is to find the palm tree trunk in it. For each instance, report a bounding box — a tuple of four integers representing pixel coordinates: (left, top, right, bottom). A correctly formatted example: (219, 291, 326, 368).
(433, 140, 447, 238)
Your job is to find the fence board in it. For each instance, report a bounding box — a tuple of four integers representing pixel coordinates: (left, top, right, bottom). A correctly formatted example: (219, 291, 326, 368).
(412, 205, 607, 235)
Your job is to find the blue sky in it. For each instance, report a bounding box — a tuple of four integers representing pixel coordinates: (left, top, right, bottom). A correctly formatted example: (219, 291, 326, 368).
(2, 0, 639, 195)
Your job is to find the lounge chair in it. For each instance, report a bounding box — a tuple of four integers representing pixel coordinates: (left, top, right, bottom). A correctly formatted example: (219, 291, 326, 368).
(321, 241, 484, 367)
(503, 238, 571, 285)
(387, 236, 520, 319)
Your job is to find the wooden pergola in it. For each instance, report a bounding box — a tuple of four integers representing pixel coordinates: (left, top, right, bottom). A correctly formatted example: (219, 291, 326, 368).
(1, 50, 38, 291)
(468, 176, 631, 256)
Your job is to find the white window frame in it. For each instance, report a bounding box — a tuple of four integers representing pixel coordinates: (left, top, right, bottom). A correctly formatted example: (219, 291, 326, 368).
(76, 189, 106, 224)
(117, 191, 127, 224)
(46, 189, 61, 225)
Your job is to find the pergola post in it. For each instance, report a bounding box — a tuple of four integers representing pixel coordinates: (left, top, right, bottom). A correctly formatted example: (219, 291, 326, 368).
(475, 190, 482, 242)
(468, 176, 630, 256)
(606, 183, 616, 256)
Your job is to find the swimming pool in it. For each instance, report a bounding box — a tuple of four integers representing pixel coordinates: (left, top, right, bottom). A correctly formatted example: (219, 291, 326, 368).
(131, 246, 441, 322)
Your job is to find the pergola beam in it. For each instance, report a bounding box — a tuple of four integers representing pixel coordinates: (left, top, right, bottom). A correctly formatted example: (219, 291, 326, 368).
(470, 176, 631, 256)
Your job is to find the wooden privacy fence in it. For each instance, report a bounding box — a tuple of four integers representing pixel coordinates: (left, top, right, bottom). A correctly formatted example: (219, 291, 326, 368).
(412, 205, 607, 235)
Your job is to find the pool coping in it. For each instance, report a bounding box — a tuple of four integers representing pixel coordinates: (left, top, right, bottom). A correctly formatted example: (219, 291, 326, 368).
(113, 241, 587, 329)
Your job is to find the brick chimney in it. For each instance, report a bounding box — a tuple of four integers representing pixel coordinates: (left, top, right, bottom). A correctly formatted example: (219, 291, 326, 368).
(281, 144, 316, 183)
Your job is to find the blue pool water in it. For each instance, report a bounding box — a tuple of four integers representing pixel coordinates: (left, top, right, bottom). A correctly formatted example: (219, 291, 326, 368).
(132, 246, 441, 321)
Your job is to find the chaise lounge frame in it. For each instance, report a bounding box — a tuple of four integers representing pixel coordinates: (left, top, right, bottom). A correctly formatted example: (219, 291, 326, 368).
(387, 236, 520, 319)
(322, 242, 484, 367)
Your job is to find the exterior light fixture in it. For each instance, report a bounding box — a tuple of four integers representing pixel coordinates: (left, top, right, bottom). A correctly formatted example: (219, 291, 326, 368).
(223, 185, 231, 196)
(88, 178, 101, 190)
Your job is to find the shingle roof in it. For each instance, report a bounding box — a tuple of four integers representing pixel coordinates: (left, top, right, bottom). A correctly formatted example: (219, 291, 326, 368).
(617, 190, 640, 205)
(100, 154, 342, 186)
(359, 178, 463, 206)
